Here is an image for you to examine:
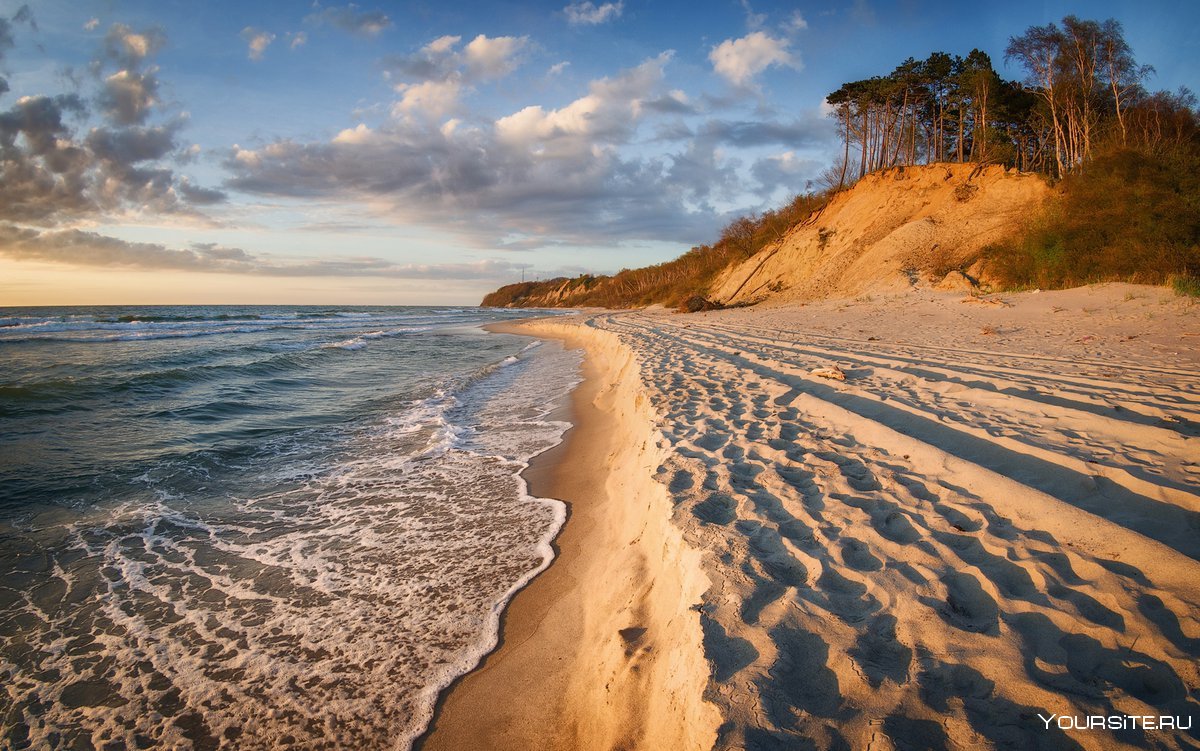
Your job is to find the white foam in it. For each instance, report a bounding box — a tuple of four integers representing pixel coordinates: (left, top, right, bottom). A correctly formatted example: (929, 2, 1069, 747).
(325, 337, 369, 350)
(1, 322, 584, 751)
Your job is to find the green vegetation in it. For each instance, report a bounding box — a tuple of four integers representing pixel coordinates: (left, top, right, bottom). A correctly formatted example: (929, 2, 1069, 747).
(1172, 274, 1200, 298)
(986, 144, 1200, 289)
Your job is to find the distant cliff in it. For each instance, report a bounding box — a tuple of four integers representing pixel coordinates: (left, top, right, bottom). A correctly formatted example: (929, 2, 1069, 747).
(481, 164, 1051, 309)
(481, 277, 602, 308)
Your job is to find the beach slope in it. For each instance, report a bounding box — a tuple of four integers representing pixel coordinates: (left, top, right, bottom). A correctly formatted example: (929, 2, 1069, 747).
(434, 284, 1199, 750)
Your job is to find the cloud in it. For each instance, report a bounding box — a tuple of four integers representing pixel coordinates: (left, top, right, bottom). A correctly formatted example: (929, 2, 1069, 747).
(0, 225, 255, 271)
(242, 28, 275, 61)
(99, 68, 159, 124)
(177, 178, 227, 205)
(383, 36, 458, 82)
(495, 52, 671, 150)
(463, 34, 527, 80)
(85, 123, 179, 164)
(12, 4, 35, 32)
(384, 34, 527, 84)
(709, 31, 795, 87)
(785, 11, 808, 32)
(697, 115, 832, 148)
(750, 150, 822, 197)
(288, 31, 308, 50)
(102, 23, 165, 68)
(392, 79, 462, 119)
(0, 24, 222, 227)
(306, 4, 392, 37)
(739, 0, 766, 30)
(223, 53, 735, 248)
(95, 24, 168, 125)
(0, 19, 10, 95)
(664, 140, 740, 206)
(333, 123, 374, 144)
(0, 223, 526, 279)
(381, 34, 527, 117)
(84, 18, 100, 32)
(563, 1, 623, 25)
(642, 89, 697, 115)
(547, 61, 570, 76)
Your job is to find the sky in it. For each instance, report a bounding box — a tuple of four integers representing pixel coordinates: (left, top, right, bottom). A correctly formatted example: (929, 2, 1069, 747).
(1, 0, 1196, 305)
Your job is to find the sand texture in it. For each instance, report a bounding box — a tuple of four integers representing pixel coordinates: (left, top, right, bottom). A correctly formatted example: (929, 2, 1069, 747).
(421, 322, 720, 751)
(711, 163, 1051, 305)
(440, 283, 1199, 751)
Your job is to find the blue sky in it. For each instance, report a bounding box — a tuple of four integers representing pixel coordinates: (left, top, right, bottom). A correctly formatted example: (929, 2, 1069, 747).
(1, 0, 1196, 304)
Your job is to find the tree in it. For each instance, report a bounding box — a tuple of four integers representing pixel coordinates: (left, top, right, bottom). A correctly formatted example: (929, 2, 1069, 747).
(1097, 18, 1153, 146)
(1007, 22, 1068, 177)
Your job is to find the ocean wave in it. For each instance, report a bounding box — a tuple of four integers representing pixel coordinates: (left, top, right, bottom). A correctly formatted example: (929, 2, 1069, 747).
(325, 337, 369, 350)
(0, 317, 449, 344)
(0, 320, 584, 750)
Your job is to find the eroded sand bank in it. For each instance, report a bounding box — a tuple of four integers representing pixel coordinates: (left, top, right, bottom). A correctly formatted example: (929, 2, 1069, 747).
(429, 284, 1199, 750)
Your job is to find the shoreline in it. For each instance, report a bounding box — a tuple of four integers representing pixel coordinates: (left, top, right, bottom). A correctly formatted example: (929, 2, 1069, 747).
(423, 287, 1200, 750)
(419, 317, 718, 751)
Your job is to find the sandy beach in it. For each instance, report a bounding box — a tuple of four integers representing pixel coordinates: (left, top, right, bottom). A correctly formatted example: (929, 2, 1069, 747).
(428, 283, 1199, 750)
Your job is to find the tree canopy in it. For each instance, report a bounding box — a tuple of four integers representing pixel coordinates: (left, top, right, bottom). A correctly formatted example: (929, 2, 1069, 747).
(825, 16, 1195, 181)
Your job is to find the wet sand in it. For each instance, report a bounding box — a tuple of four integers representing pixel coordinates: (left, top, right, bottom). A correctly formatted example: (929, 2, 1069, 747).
(420, 320, 717, 751)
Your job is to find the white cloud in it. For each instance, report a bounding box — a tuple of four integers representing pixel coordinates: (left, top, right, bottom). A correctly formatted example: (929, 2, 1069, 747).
(392, 79, 462, 119)
(117, 31, 150, 59)
(288, 31, 308, 50)
(563, 1, 623, 25)
(333, 123, 374, 144)
(463, 34, 528, 80)
(495, 52, 670, 150)
(709, 31, 794, 87)
(241, 27, 276, 61)
(547, 61, 570, 76)
(222, 51, 837, 250)
(388, 34, 526, 84)
(785, 11, 808, 32)
(232, 145, 261, 167)
(382, 34, 528, 119)
(83, 18, 100, 32)
(425, 35, 461, 54)
(104, 24, 165, 66)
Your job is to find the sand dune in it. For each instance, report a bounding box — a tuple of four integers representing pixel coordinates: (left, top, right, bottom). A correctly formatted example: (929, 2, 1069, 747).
(711, 164, 1051, 305)
(478, 284, 1200, 750)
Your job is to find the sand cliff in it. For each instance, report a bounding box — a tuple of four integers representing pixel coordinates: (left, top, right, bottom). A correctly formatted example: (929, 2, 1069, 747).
(711, 163, 1050, 305)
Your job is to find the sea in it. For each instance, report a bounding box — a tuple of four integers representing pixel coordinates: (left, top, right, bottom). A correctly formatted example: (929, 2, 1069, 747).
(0, 305, 581, 750)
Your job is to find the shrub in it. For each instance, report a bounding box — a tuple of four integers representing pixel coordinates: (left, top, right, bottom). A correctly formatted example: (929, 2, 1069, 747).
(1172, 274, 1200, 297)
(986, 145, 1200, 290)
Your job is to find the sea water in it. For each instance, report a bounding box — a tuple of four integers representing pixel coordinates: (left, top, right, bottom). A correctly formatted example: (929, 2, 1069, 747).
(0, 305, 580, 749)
